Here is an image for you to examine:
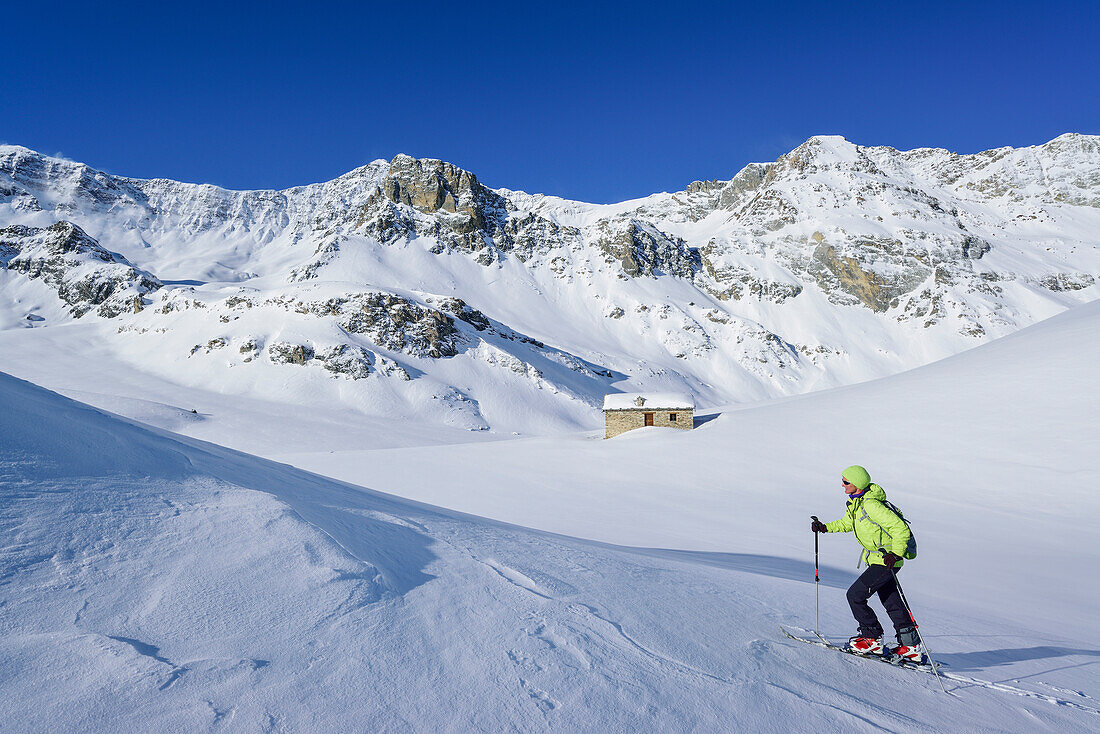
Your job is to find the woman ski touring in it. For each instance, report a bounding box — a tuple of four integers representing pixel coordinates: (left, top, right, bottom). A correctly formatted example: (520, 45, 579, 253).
(810, 465, 925, 663)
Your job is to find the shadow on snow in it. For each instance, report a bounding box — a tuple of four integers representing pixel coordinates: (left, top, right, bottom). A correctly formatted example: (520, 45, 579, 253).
(628, 548, 852, 590)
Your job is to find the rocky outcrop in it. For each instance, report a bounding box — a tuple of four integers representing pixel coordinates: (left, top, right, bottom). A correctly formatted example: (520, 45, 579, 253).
(216, 291, 465, 360)
(717, 163, 772, 210)
(347, 155, 579, 266)
(589, 219, 700, 278)
(309, 293, 463, 359)
(0, 221, 161, 317)
(355, 155, 511, 261)
(268, 342, 315, 365)
(158, 285, 615, 407)
(436, 297, 492, 331)
(682, 162, 772, 213)
(1036, 272, 1095, 291)
(802, 240, 930, 313)
(381, 155, 503, 224)
(318, 344, 372, 379)
(239, 338, 262, 362)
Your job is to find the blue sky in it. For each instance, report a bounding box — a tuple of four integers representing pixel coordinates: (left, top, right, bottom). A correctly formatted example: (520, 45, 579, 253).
(3, 1, 1097, 202)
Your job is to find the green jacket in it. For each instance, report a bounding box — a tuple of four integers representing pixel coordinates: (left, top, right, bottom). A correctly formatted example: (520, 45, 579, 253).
(825, 484, 911, 568)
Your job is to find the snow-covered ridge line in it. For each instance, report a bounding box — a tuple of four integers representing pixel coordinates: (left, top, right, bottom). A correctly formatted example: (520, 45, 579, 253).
(2, 132, 1094, 204)
(0, 143, 392, 196)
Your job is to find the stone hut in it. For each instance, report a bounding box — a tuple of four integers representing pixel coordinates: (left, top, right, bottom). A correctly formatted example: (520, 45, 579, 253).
(603, 393, 695, 439)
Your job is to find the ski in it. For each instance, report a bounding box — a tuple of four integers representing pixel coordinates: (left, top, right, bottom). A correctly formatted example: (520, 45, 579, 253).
(779, 626, 1100, 713)
(780, 626, 940, 674)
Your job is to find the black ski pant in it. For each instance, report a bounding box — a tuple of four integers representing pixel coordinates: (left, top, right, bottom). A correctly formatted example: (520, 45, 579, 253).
(846, 564, 912, 638)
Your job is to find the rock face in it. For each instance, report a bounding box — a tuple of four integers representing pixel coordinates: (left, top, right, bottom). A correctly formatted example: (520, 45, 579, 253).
(0, 221, 161, 317)
(382, 156, 499, 221)
(1, 135, 1098, 430)
(301, 292, 463, 359)
(325, 154, 580, 269)
(318, 344, 372, 380)
(268, 342, 315, 365)
(590, 219, 699, 278)
(358, 155, 514, 260)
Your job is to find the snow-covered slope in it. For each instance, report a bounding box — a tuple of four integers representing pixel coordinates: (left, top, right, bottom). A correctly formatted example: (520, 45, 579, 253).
(2, 136, 1098, 433)
(2, 337, 1098, 729)
(280, 296, 1100, 640)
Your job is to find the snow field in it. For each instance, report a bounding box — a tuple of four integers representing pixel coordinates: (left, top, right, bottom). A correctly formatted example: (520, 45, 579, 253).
(0, 300, 1098, 730)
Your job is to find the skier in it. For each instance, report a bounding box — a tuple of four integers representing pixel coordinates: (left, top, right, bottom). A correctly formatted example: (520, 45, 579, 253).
(810, 465, 924, 662)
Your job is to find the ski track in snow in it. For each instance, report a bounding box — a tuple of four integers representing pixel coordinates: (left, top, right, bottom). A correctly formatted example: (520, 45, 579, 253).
(1036, 681, 1092, 699)
(451, 531, 739, 690)
(479, 553, 733, 686)
(762, 680, 916, 734)
(783, 626, 1100, 716)
(938, 672, 1100, 715)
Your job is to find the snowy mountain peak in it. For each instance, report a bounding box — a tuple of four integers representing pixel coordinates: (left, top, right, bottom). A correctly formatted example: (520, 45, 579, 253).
(1039, 132, 1099, 153)
(797, 134, 859, 157)
(768, 135, 880, 180)
(0, 144, 39, 159)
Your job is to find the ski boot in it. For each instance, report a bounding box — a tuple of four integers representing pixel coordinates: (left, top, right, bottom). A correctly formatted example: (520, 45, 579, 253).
(846, 627, 885, 655)
(889, 644, 927, 664)
(887, 625, 927, 664)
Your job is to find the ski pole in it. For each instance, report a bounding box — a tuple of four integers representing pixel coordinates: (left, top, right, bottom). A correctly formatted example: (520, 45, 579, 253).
(881, 552, 948, 694)
(811, 515, 820, 635)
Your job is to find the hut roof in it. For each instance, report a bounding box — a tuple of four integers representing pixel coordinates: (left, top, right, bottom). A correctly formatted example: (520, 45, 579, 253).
(602, 393, 695, 411)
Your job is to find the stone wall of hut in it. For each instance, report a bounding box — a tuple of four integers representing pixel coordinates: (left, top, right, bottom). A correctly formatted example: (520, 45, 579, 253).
(605, 408, 693, 439)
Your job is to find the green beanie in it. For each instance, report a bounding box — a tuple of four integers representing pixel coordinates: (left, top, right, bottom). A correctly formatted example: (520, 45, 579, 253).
(842, 465, 871, 490)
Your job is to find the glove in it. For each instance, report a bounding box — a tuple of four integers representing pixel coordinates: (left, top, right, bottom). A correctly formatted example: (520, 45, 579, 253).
(880, 552, 901, 569)
(811, 519, 827, 533)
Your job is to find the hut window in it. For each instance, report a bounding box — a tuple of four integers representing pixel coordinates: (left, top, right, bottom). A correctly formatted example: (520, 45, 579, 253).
(669, 413, 677, 422)
(644, 412, 654, 426)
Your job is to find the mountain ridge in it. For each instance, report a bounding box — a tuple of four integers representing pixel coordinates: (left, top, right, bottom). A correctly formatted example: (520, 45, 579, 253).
(1, 134, 1097, 432)
(5, 131, 1091, 200)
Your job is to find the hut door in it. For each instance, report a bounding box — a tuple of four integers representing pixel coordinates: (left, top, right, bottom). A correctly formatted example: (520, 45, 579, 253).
(644, 412, 654, 426)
